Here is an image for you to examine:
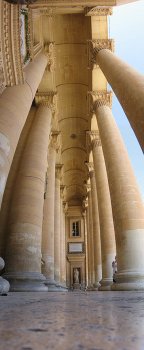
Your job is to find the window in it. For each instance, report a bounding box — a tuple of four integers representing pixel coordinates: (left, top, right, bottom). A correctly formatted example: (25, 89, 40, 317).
(72, 221, 80, 237)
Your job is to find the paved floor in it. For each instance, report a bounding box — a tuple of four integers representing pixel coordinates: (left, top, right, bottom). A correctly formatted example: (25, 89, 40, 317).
(0, 291, 144, 350)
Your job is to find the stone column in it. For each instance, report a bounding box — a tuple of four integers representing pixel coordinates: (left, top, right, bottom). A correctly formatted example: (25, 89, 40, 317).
(86, 165, 102, 289)
(4, 100, 52, 291)
(87, 132, 116, 290)
(86, 186, 95, 289)
(82, 202, 89, 290)
(0, 52, 48, 209)
(41, 131, 59, 291)
(90, 40, 144, 151)
(54, 164, 63, 287)
(59, 187, 66, 289)
(85, 192, 92, 289)
(92, 92, 144, 290)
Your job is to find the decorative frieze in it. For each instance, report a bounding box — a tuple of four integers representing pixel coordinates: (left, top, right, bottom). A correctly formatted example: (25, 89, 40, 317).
(0, 2, 24, 93)
(35, 91, 58, 113)
(85, 7, 112, 16)
(87, 39, 114, 69)
(44, 42, 56, 72)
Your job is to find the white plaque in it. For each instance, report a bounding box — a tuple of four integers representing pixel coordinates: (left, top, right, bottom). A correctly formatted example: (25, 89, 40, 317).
(69, 243, 83, 253)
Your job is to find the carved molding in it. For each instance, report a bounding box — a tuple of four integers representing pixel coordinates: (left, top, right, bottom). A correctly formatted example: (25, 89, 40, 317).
(87, 39, 114, 69)
(85, 7, 112, 16)
(88, 90, 112, 111)
(35, 91, 58, 112)
(44, 42, 56, 72)
(0, 2, 24, 93)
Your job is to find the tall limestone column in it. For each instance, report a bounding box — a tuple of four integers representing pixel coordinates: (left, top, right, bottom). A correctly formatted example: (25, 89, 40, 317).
(86, 164, 102, 289)
(90, 39, 144, 151)
(54, 164, 63, 287)
(85, 191, 92, 288)
(59, 189, 67, 289)
(86, 185, 95, 289)
(0, 52, 48, 209)
(87, 132, 116, 290)
(4, 96, 53, 291)
(92, 91, 144, 290)
(41, 131, 60, 291)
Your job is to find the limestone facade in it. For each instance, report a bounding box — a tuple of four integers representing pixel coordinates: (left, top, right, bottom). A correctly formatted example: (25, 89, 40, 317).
(0, 0, 144, 293)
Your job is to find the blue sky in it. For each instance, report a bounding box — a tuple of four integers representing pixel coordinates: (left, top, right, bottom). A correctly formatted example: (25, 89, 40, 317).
(109, 0, 144, 200)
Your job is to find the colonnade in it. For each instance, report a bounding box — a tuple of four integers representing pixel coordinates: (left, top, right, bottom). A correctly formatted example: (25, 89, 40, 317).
(0, 32, 144, 293)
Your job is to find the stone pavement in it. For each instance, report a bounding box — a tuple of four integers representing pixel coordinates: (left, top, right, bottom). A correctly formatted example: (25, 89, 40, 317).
(0, 291, 144, 350)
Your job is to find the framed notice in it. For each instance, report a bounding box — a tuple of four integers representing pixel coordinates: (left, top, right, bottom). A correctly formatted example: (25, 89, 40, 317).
(68, 242, 83, 253)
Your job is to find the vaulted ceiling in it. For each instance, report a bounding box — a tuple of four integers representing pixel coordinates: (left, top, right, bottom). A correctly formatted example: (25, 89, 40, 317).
(35, 7, 108, 205)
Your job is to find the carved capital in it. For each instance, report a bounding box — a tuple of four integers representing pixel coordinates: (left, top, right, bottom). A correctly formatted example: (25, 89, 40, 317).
(84, 183, 91, 193)
(60, 184, 66, 198)
(35, 91, 57, 113)
(40, 8, 56, 16)
(63, 201, 68, 214)
(88, 91, 112, 111)
(87, 39, 114, 69)
(49, 131, 60, 150)
(86, 131, 101, 150)
(55, 164, 63, 180)
(85, 7, 112, 16)
(44, 42, 56, 72)
(85, 162, 94, 177)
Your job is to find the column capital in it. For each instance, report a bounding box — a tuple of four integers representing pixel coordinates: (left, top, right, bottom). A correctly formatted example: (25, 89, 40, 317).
(85, 7, 113, 16)
(49, 131, 60, 150)
(87, 39, 114, 68)
(88, 91, 112, 111)
(85, 162, 94, 178)
(63, 201, 68, 214)
(84, 183, 91, 194)
(86, 131, 101, 150)
(44, 42, 56, 72)
(35, 91, 57, 112)
(40, 8, 56, 17)
(55, 164, 63, 180)
(60, 185, 66, 199)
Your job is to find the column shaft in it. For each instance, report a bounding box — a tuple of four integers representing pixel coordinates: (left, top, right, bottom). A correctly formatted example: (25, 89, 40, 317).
(91, 136, 116, 290)
(4, 105, 52, 291)
(54, 165, 62, 285)
(89, 170, 102, 288)
(42, 141, 57, 290)
(0, 52, 47, 207)
(95, 102, 144, 290)
(96, 49, 144, 151)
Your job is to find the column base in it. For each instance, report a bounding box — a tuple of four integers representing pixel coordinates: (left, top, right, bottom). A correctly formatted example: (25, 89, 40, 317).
(0, 276, 10, 295)
(98, 278, 113, 291)
(3, 272, 48, 292)
(111, 272, 144, 291)
(0, 258, 10, 295)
